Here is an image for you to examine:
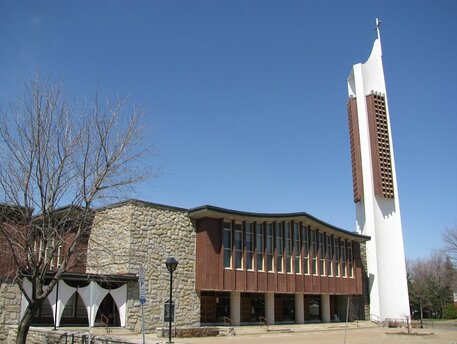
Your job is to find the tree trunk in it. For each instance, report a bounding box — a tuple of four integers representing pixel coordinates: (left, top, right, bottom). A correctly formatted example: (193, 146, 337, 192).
(419, 302, 423, 328)
(16, 305, 34, 344)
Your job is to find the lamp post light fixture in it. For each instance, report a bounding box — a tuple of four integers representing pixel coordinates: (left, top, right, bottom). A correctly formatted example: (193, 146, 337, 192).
(165, 257, 178, 344)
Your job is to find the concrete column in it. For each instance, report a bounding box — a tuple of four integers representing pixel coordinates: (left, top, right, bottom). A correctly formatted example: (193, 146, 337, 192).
(230, 291, 240, 326)
(294, 293, 304, 324)
(265, 292, 275, 325)
(321, 294, 331, 323)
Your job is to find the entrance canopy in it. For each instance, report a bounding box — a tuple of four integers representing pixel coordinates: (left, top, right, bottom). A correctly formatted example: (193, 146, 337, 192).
(21, 272, 137, 327)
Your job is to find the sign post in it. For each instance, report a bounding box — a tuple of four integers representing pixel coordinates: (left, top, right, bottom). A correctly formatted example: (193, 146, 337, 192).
(139, 265, 146, 344)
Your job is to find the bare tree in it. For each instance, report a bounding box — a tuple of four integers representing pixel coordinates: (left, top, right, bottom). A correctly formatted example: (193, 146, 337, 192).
(407, 251, 455, 322)
(407, 259, 430, 327)
(443, 227, 457, 264)
(0, 75, 151, 344)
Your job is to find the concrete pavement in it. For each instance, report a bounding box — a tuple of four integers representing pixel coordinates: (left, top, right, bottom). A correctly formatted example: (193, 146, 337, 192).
(47, 320, 457, 344)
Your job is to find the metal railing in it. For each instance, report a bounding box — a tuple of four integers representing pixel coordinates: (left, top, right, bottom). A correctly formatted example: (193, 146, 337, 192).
(369, 314, 382, 326)
(223, 316, 232, 327)
(57, 333, 134, 344)
(100, 314, 111, 333)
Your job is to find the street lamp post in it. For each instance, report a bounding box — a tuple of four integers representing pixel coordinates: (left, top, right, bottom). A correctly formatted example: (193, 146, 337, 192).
(165, 257, 178, 344)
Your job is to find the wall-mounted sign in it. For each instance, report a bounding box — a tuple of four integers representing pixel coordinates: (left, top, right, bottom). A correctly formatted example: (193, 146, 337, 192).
(164, 299, 175, 322)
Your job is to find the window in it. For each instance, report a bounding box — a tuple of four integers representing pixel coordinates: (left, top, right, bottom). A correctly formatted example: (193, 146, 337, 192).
(245, 223, 253, 270)
(256, 223, 264, 271)
(302, 225, 309, 274)
(319, 232, 325, 276)
(340, 239, 347, 277)
(294, 223, 301, 274)
(47, 239, 55, 270)
(56, 243, 63, 268)
(348, 241, 353, 277)
(234, 223, 243, 269)
(310, 229, 317, 275)
(34, 237, 43, 260)
(334, 237, 340, 277)
(285, 222, 292, 273)
(275, 223, 283, 273)
(223, 222, 232, 268)
(326, 234, 332, 276)
(33, 236, 64, 270)
(266, 223, 274, 272)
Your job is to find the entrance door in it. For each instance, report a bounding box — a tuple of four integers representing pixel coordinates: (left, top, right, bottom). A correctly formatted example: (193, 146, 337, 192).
(96, 293, 120, 326)
(241, 293, 265, 322)
(200, 295, 216, 323)
(309, 296, 320, 320)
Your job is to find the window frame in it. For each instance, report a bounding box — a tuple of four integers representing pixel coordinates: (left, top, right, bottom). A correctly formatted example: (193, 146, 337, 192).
(245, 222, 254, 271)
(223, 221, 233, 269)
(310, 229, 317, 275)
(285, 222, 293, 273)
(347, 241, 354, 278)
(302, 225, 309, 275)
(255, 223, 264, 272)
(234, 223, 243, 270)
(293, 222, 301, 274)
(319, 232, 325, 276)
(275, 222, 283, 273)
(266, 223, 274, 272)
(326, 233, 333, 276)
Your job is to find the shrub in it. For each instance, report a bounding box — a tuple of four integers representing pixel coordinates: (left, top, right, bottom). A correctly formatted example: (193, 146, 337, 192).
(443, 303, 457, 319)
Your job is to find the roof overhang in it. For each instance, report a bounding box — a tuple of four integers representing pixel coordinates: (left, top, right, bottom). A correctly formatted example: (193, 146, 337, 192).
(188, 205, 370, 242)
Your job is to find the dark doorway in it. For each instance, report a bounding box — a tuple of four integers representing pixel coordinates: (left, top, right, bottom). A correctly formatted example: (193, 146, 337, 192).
(241, 293, 265, 323)
(274, 294, 295, 323)
(309, 296, 320, 321)
(200, 291, 230, 324)
(60, 292, 89, 326)
(95, 293, 120, 326)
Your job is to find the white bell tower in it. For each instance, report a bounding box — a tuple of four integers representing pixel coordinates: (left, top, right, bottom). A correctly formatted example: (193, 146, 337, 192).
(346, 19, 410, 321)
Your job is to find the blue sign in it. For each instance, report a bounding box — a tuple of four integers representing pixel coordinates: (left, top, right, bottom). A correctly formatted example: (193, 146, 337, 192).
(139, 265, 146, 304)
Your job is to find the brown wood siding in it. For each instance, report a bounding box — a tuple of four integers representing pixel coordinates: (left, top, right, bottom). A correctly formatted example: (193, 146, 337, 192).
(256, 272, 266, 291)
(196, 219, 365, 296)
(347, 97, 364, 203)
(366, 93, 395, 199)
(0, 229, 17, 277)
(195, 217, 222, 290)
(235, 270, 246, 290)
(0, 221, 89, 277)
(246, 271, 257, 291)
(267, 273, 276, 292)
(295, 275, 304, 293)
(218, 256, 363, 295)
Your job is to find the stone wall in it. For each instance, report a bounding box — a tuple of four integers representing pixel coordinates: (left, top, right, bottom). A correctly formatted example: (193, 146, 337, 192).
(0, 279, 22, 343)
(86, 203, 134, 274)
(359, 242, 370, 320)
(87, 200, 200, 331)
(4, 326, 137, 344)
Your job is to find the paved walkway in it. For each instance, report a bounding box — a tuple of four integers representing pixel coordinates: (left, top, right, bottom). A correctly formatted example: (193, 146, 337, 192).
(77, 320, 457, 344)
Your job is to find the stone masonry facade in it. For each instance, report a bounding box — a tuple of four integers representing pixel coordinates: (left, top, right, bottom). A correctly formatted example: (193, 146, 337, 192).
(86, 200, 201, 331)
(0, 279, 22, 343)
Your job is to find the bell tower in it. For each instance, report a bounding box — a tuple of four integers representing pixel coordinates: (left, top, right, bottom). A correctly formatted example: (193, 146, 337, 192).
(346, 19, 410, 320)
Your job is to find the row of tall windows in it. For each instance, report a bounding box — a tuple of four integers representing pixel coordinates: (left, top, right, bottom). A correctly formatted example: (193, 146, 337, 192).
(222, 221, 354, 277)
(33, 238, 63, 270)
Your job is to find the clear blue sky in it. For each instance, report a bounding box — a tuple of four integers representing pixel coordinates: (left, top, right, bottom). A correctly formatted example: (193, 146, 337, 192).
(1, 1, 456, 260)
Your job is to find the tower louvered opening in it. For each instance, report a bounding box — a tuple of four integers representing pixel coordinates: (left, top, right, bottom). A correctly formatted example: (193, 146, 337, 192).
(347, 97, 363, 203)
(366, 93, 394, 199)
